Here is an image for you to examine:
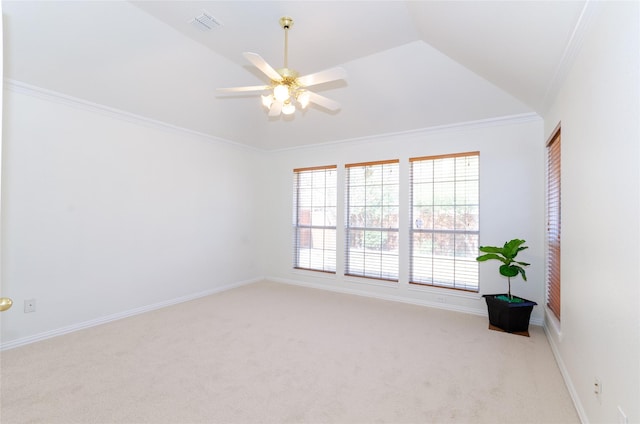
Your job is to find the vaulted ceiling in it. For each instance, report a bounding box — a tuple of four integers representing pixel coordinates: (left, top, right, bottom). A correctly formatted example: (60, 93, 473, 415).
(3, 1, 590, 150)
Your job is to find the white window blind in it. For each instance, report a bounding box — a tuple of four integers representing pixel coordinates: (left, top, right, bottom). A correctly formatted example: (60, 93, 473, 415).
(410, 152, 479, 291)
(293, 166, 337, 273)
(345, 160, 399, 281)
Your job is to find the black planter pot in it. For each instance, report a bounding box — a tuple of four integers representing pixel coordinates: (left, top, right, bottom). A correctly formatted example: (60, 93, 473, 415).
(483, 294, 537, 333)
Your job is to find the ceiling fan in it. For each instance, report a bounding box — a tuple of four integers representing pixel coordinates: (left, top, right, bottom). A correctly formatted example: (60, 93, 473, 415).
(217, 16, 347, 117)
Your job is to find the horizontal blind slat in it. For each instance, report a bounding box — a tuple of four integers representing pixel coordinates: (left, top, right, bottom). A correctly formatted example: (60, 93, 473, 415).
(293, 164, 337, 172)
(345, 159, 400, 168)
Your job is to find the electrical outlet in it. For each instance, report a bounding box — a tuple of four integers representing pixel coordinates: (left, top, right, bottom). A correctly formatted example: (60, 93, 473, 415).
(24, 299, 36, 313)
(593, 378, 602, 396)
(436, 295, 446, 303)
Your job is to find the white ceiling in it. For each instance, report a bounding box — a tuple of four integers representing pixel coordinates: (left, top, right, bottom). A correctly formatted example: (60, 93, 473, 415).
(3, 1, 589, 150)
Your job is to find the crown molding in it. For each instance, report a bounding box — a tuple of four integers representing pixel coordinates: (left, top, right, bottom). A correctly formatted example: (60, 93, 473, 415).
(4, 79, 262, 153)
(542, 0, 601, 111)
(269, 112, 541, 154)
(4, 78, 542, 155)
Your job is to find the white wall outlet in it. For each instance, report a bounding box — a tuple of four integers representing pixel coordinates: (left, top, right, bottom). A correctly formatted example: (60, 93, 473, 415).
(435, 295, 446, 303)
(24, 299, 36, 313)
(593, 378, 602, 395)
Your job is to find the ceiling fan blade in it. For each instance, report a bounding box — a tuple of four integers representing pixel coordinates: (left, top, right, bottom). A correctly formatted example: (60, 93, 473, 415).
(297, 67, 347, 87)
(243, 52, 283, 82)
(217, 85, 270, 93)
(268, 101, 283, 117)
(307, 91, 341, 112)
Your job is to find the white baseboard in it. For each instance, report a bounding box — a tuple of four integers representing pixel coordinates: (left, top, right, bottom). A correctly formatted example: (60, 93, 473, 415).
(3, 275, 543, 351)
(0, 277, 263, 351)
(268, 276, 491, 319)
(268, 276, 544, 326)
(544, 319, 588, 424)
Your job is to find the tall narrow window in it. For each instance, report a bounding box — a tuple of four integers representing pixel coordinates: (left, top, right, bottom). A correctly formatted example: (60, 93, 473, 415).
(345, 160, 399, 281)
(410, 152, 480, 291)
(293, 166, 337, 273)
(546, 128, 561, 320)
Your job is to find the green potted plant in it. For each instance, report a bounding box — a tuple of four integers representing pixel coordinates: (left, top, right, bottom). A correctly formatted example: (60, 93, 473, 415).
(476, 239, 537, 333)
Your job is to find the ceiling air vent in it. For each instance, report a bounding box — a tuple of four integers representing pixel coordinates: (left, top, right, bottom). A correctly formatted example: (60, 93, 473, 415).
(190, 11, 222, 31)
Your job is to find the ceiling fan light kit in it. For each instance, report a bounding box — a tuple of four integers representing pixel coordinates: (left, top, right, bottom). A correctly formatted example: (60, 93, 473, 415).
(217, 16, 346, 118)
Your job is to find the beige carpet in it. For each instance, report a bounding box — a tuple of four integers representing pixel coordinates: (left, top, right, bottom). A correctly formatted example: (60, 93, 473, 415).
(0, 280, 578, 423)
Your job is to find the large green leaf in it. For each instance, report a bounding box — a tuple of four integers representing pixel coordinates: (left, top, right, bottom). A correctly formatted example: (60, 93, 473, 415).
(478, 246, 504, 254)
(499, 264, 520, 278)
(518, 267, 528, 281)
(476, 253, 507, 264)
(502, 239, 526, 259)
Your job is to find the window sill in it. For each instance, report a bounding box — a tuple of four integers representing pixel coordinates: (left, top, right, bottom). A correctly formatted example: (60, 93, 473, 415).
(408, 284, 481, 300)
(544, 307, 563, 341)
(291, 268, 337, 281)
(343, 275, 399, 290)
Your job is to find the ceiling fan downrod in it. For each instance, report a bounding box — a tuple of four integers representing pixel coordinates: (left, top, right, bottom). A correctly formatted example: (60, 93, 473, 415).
(280, 17, 293, 70)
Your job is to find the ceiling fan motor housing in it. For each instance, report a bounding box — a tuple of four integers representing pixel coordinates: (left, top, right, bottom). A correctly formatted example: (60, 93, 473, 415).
(275, 68, 299, 86)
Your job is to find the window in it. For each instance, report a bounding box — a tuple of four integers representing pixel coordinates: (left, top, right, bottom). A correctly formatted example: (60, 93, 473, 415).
(293, 166, 337, 273)
(345, 160, 399, 281)
(546, 128, 561, 320)
(410, 152, 479, 291)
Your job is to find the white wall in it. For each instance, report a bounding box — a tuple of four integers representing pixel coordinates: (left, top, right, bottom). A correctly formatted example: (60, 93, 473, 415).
(0, 86, 263, 346)
(543, 2, 640, 423)
(262, 117, 546, 322)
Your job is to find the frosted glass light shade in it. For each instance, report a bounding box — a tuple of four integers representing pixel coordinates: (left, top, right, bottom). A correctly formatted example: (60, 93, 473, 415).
(298, 91, 310, 108)
(282, 102, 295, 115)
(273, 84, 290, 102)
(261, 94, 274, 108)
